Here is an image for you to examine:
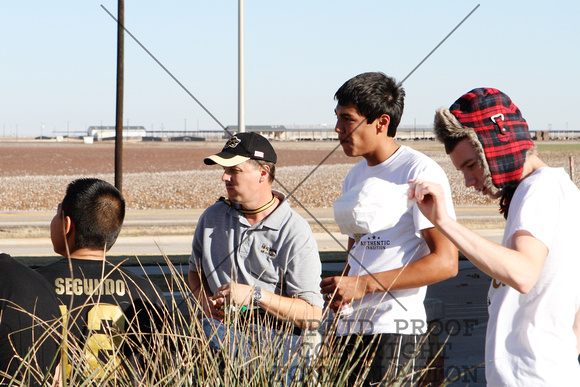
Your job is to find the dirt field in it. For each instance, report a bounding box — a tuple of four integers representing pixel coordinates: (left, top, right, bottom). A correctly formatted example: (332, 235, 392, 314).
(1, 138, 578, 212)
(0, 140, 356, 177)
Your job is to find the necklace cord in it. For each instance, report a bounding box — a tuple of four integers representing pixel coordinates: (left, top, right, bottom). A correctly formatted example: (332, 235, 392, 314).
(218, 195, 276, 215)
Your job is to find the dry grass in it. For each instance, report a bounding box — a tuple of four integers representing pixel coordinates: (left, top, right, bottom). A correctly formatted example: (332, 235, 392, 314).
(1, 257, 446, 386)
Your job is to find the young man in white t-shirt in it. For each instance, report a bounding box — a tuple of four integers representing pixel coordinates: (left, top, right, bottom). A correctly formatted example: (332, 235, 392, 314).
(320, 72, 458, 386)
(410, 87, 580, 385)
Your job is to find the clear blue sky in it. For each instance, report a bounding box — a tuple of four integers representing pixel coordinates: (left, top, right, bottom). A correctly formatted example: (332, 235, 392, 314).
(1, 1, 579, 137)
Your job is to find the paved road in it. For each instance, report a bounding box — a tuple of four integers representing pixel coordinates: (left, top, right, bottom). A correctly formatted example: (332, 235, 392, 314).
(0, 206, 502, 229)
(1, 206, 503, 257)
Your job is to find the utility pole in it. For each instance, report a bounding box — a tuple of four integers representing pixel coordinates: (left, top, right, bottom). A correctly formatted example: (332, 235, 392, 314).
(114, 0, 124, 191)
(238, 0, 245, 133)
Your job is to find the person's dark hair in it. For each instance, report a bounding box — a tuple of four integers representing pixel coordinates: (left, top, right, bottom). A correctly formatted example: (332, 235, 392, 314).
(441, 136, 466, 155)
(61, 178, 125, 251)
(334, 72, 405, 137)
(249, 159, 276, 183)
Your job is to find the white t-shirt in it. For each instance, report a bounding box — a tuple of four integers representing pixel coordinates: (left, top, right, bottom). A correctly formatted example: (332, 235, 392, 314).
(486, 167, 580, 386)
(336, 146, 455, 336)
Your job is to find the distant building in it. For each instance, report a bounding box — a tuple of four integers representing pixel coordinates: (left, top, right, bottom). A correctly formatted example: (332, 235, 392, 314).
(224, 124, 336, 141)
(224, 124, 435, 141)
(87, 126, 147, 141)
(84, 123, 438, 142)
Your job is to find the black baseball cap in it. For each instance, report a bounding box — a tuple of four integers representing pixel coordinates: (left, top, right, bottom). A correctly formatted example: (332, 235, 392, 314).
(204, 132, 277, 167)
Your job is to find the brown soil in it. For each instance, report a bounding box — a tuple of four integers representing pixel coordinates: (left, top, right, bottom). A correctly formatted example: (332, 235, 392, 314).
(0, 140, 354, 177)
(1, 139, 578, 213)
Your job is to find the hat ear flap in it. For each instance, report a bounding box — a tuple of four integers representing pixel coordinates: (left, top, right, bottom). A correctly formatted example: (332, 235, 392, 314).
(434, 108, 481, 153)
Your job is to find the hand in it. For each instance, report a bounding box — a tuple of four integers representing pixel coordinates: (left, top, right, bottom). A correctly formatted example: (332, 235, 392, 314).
(200, 294, 224, 321)
(320, 275, 368, 313)
(408, 179, 448, 226)
(211, 282, 254, 308)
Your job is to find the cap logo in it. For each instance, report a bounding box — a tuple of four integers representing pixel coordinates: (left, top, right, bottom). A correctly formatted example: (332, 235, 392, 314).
(224, 136, 241, 149)
(254, 150, 264, 159)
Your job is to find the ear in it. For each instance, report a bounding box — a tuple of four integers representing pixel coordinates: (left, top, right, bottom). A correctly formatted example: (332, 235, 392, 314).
(259, 165, 270, 183)
(64, 215, 73, 235)
(376, 114, 391, 134)
(64, 216, 76, 246)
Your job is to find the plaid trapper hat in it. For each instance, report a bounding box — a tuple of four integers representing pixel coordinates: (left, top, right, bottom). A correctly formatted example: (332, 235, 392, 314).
(449, 88, 534, 188)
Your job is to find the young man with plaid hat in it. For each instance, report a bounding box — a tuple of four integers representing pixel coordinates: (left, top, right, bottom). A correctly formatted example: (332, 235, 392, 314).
(410, 88, 580, 385)
(188, 132, 324, 384)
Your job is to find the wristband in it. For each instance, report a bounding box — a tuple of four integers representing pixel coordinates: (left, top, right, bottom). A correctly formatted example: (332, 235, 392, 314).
(253, 286, 262, 307)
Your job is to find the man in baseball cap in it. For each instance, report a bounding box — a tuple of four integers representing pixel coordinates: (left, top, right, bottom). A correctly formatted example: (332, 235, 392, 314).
(189, 132, 323, 384)
(409, 88, 580, 385)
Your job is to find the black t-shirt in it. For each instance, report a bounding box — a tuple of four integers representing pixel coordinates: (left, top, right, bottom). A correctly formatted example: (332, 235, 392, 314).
(36, 258, 168, 377)
(0, 253, 60, 386)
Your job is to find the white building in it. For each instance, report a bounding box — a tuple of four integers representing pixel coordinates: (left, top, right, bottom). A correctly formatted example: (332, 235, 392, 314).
(87, 126, 147, 141)
(223, 124, 434, 141)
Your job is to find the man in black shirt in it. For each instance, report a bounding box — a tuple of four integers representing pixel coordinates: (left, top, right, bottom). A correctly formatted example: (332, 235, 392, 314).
(0, 252, 60, 386)
(36, 178, 168, 383)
